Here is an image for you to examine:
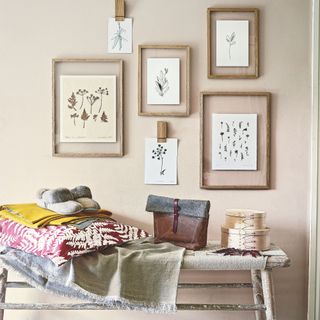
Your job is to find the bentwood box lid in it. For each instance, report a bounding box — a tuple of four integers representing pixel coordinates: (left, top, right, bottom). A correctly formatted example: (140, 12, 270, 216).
(146, 195, 210, 218)
(226, 209, 266, 219)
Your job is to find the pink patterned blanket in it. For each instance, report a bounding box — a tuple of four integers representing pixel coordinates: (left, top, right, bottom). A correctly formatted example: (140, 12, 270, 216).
(0, 219, 148, 265)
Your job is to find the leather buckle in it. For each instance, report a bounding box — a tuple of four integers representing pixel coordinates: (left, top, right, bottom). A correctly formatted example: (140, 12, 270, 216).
(173, 199, 179, 233)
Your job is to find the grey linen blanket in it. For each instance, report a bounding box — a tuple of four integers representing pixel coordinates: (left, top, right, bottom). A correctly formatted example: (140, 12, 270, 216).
(0, 237, 185, 313)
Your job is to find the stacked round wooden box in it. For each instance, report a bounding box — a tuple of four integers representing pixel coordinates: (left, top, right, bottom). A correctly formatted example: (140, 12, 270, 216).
(221, 209, 270, 251)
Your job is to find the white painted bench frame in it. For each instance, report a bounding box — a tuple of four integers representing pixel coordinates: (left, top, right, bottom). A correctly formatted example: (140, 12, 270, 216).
(0, 251, 289, 320)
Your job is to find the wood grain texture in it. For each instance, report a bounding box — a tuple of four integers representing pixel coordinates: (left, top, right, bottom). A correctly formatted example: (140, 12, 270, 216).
(0, 268, 7, 320)
(251, 270, 266, 320)
(115, 0, 125, 21)
(157, 121, 167, 143)
(0, 302, 266, 311)
(261, 270, 276, 320)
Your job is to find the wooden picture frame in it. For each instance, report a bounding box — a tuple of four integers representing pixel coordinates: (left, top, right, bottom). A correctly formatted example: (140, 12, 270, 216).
(200, 92, 271, 189)
(207, 8, 259, 79)
(52, 58, 123, 157)
(138, 44, 190, 117)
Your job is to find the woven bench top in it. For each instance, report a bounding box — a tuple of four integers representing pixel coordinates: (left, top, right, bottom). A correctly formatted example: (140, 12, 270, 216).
(182, 241, 290, 270)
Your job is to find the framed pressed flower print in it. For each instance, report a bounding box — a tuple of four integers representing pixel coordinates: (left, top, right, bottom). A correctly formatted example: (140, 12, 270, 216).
(200, 92, 271, 189)
(52, 58, 123, 157)
(138, 44, 190, 117)
(207, 8, 259, 79)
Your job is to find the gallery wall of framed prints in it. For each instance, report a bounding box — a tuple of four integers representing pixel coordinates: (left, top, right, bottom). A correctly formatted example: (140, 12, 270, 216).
(52, 58, 123, 157)
(51, 5, 270, 189)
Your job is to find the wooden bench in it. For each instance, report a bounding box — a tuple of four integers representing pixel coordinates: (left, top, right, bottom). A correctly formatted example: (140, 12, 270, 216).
(0, 242, 290, 320)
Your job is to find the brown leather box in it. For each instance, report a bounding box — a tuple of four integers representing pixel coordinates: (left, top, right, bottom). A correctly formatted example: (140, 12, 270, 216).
(146, 195, 211, 250)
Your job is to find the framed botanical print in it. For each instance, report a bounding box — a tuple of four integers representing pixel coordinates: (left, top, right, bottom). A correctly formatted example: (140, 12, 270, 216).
(138, 44, 190, 117)
(200, 92, 271, 189)
(207, 8, 259, 79)
(52, 58, 123, 157)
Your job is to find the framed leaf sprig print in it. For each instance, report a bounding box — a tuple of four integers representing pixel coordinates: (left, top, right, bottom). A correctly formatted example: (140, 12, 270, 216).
(138, 45, 190, 117)
(52, 58, 123, 157)
(207, 8, 259, 79)
(200, 92, 271, 189)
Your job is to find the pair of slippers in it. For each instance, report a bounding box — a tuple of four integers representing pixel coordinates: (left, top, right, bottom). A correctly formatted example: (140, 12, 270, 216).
(36, 186, 100, 215)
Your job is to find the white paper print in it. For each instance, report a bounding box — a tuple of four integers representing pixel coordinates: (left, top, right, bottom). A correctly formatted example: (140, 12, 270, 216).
(60, 75, 116, 143)
(212, 114, 257, 170)
(144, 138, 178, 185)
(216, 20, 249, 67)
(147, 58, 180, 105)
(108, 18, 132, 53)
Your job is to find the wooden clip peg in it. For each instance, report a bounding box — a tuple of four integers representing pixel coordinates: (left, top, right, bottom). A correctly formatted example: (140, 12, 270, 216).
(115, 0, 125, 21)
(157, 121, 168, 143)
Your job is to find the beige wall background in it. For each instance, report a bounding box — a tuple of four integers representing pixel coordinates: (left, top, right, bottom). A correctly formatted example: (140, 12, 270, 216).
(0, 0, 311, 319)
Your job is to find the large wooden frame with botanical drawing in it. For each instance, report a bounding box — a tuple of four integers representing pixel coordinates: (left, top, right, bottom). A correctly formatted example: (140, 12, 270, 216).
(52, 58, 123, 157)
(200, 92, 271, 190)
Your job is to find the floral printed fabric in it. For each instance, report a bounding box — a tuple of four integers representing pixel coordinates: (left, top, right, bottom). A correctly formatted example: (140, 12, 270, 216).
(0, 219, 148, 265)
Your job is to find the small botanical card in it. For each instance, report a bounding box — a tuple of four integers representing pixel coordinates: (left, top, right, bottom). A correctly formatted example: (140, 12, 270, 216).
(108, 18, 132, 53)
(144, 138, 178, 184)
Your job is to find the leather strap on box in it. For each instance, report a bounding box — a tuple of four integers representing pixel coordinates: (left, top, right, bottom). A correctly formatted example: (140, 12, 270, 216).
(173, 199, 179, 233)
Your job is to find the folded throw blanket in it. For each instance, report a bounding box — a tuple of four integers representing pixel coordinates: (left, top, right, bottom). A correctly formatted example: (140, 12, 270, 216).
(0, 203, 112, 228)
(0, 219, 148, 265)
(0, 237, 185, 313)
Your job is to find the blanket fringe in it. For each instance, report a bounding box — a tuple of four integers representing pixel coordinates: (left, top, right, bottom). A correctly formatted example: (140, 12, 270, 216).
(0, 260, 177, 314)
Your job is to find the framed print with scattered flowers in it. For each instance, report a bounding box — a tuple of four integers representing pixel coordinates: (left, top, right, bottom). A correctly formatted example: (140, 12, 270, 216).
(207, 8, 259, 79)
(138, 44, 190, 117)
(52, 58, 123, 157)
(200, 92, 271, 190)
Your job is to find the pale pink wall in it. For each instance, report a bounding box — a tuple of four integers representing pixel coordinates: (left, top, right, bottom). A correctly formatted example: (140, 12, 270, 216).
(0, 0, 311, 319)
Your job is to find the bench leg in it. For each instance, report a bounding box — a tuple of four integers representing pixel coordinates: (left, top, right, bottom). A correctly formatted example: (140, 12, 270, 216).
(251, 270, 265, 320)
(261, 269, 276, 320)
(0, 268, 7, 320)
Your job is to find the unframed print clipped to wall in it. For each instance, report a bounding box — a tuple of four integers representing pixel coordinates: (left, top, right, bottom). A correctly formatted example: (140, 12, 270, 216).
(144, 138, 178, 184)
(212, 113, 257, 170)
(108, 18, 133, 53)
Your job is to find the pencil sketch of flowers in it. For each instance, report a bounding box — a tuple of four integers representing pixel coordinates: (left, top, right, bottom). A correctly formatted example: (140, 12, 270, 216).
(151, 144, 167, 175)
(95, 87, 109, 113)
(86, 94, 99, 114)
(76, 89, 88, 110)
(226, 32, 236, 59)
(70, 113, 79, 126)
(100, 111, 108, 123)
(81, 109, 90, 128)
(155, 68, 169, 97)
(67, 92, 77, 111)
(112, 22, 127, 51)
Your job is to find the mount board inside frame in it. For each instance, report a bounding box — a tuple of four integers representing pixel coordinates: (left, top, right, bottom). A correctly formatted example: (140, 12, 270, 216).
(52, 58, 123, 157)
